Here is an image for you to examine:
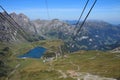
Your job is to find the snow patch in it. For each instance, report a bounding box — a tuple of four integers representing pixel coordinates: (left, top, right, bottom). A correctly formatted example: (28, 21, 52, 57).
(89, 39, 93, 42)
(79, 36, 89, 41)
(95, 35, 99, 37)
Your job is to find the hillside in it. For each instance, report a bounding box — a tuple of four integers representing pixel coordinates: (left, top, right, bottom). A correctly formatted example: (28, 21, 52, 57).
(8, 13, 120, 51)
(0, 12, 120, 80)
(8, 49, 120, 80)
(0, 40, 119, 80)
(0, 12, 27, 42)
(0, 39, 65, 80)
(67, 20, 120, 51)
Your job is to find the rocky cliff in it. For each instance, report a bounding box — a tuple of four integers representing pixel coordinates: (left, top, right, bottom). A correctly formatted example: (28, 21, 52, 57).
(1, 12, 120, 51)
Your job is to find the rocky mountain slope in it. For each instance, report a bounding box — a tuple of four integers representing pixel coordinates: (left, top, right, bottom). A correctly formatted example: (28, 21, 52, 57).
(0, 12, 44, 42)
(32, 19, 73, 39)
(0, 12, 26, 42)
(67, 21, 120, 51)
(32, 18, 120, 51)
(10, 13, 37, 35)
(1, 12, 120, 51)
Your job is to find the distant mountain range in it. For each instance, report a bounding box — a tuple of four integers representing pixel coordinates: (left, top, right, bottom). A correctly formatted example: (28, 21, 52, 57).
(66, 20, 120, 51)
(0, 12, 120, 51)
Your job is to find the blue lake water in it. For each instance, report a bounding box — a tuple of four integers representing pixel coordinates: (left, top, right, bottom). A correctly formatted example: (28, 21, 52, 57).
(18, 47, 46, 59)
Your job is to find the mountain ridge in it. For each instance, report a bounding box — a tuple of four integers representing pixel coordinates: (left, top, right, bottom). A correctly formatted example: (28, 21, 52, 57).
(1, 12, 120, 51)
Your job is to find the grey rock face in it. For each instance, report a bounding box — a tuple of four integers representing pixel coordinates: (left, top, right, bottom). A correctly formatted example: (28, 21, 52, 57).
(1, 12, 120, 51)
(10, 13, 36, 34)
(0, 12, 27, 42)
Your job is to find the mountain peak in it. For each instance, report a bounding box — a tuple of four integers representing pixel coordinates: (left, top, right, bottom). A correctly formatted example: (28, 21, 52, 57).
(10, 12, 17, 15)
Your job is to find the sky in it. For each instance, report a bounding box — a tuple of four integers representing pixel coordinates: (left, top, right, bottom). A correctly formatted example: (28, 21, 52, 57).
(0, 0, 120, 24)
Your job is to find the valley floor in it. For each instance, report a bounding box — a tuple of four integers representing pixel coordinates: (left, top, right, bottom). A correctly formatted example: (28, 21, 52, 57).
(0, 40, 120, 80)
(11, 52, 120, 80)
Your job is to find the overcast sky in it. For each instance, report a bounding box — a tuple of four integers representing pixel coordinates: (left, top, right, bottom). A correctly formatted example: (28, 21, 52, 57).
(0, 0, 120, 24)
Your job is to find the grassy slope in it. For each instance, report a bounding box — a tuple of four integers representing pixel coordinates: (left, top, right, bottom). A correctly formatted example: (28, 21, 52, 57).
(13, 50, 120, 80)
(53, 51, 120, 78)
(7, 40, 65, 80)
(0, 40, 120, 80)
